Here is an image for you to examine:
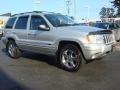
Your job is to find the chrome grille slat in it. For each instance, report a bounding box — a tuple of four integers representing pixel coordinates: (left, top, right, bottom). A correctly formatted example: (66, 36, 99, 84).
(103, 34, 114, 44)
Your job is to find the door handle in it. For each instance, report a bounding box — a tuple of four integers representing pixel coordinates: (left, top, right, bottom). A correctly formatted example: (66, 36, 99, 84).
(28, 33, 36, 35)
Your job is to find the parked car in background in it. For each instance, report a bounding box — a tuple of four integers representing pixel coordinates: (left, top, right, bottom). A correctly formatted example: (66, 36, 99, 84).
(0, 16, 9, 39)
(91, 22, 120, 42)
(0, 30, 3, 39)
(1, 11, 115, 72)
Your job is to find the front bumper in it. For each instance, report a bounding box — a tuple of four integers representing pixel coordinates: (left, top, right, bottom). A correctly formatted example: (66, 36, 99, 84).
(82, 43, 114, 60)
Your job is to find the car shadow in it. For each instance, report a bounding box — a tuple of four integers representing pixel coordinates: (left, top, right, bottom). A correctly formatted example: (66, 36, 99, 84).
(21, 51, 95, 67)
(21, 51, 60, 67)
(0, 68, 29, 90)
(2, 48, 95, 69)
(2, 48, 61, 70)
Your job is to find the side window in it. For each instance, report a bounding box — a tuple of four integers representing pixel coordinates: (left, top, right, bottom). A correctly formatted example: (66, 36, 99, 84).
(5, 17, 16, 29)
(15, 16, 29, 29)
(114, 24, 119, 29)
(30, 15, 48, 30)
(109, 24, 114, 30)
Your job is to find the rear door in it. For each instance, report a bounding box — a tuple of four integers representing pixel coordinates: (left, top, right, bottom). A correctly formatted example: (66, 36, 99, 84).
(13, 15, 29, 48)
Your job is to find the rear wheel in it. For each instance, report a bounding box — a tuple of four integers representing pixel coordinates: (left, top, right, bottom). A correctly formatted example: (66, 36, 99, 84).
(7, 40, 21, 59)
(58, 44, 82, 72)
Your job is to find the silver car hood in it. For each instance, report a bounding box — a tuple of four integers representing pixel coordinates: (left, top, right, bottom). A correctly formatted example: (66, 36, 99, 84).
(57, 25, 104, 33)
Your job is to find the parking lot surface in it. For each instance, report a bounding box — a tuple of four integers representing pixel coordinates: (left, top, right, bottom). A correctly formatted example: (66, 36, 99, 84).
(0, 40, 120, 90)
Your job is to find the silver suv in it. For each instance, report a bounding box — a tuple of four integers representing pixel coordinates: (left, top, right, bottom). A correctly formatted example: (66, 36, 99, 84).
(1, 11, 115, 72)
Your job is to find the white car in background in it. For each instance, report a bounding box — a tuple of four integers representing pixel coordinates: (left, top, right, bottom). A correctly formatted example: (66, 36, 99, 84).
(92, 22, 120, 42)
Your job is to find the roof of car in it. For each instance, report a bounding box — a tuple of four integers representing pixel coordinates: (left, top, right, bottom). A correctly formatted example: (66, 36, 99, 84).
(11, 11, 56, 17)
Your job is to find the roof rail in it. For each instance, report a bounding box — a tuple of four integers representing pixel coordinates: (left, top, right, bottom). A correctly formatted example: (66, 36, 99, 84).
(12, 12, 33, 16)
(33, 11, 54, 13)
(11, 11, 54, 17)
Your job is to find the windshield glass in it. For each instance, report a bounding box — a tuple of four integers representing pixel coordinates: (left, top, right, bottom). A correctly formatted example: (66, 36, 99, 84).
(94, 23, 109, 29)
(45, 14, 79, 27)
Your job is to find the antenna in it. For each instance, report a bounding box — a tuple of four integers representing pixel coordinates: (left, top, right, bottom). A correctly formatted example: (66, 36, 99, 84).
(33, 0, 40, 11)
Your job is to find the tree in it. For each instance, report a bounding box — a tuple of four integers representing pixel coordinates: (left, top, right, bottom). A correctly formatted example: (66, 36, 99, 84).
(112, 0, 120, 17)
(70, 16, 74, 20)
(99, 7, 115, 18)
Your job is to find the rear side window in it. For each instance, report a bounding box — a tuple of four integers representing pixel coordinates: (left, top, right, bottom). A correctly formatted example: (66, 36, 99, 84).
(109, 24, 115, 30)
(5, 17, 16, 29)
(114, 24, 119, 29)
(15, 16, 29, 29)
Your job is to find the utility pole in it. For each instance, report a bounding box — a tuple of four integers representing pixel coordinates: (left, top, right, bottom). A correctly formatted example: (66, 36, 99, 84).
(85, 6, 90, 22)
(34, 0, 40, 11)
(106, 8, 108, 18)
(66, 0, 71, 16)
(74, 0, 76, 20)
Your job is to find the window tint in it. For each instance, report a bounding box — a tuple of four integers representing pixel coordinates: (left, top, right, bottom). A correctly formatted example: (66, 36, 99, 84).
(109, 24, 115, 30)
(94, 23, 108, 29)
(114, 24, 119, 29)
(45, 14, 75, 27)
(30, 15, 47, 30)
(5, 17, 16, 29)
(15, 16, 29, 29)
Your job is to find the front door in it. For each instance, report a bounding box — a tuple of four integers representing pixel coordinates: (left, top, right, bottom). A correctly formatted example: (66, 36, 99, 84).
(27, 15, 54, 54)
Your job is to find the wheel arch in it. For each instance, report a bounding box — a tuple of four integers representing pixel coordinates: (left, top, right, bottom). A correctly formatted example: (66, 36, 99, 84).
(57, 40, 86, 60)
(6, 37, 16, 48)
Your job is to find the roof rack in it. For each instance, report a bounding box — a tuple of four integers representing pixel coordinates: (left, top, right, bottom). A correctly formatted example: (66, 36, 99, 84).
(11, 11, 54, 17)
(33, 11, 55, 14)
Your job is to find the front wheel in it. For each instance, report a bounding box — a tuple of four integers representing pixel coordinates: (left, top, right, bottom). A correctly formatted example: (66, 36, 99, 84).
(7, 40, 21, 59)
(58, 44, 82, 72)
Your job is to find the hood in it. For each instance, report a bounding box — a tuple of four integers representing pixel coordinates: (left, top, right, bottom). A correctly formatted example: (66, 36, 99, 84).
(57, 25, 105, 33)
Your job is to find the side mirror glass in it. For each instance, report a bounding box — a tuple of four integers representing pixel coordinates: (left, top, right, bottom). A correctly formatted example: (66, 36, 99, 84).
(38, 25, 50, 31)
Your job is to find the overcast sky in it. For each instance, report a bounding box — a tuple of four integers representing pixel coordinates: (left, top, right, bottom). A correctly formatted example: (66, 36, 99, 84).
(0, 0, 113, 20)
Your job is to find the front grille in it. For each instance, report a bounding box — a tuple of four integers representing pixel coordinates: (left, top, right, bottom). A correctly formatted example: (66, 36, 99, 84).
(103, 34, 114, 44)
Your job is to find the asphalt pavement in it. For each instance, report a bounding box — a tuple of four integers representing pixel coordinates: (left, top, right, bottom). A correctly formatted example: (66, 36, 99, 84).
(0, 40, 120, 90)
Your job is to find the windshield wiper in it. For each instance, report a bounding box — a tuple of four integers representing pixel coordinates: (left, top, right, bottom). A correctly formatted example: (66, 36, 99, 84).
(58, 24, 72, 27)
(57, 23, 81, 27)
(72, 23, 81, 26)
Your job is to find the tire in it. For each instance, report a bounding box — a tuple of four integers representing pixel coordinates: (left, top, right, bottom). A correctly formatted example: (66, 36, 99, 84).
(117, 39, 120, 42)
(7, 40, 21, 59)
(58, 44, 82, 72)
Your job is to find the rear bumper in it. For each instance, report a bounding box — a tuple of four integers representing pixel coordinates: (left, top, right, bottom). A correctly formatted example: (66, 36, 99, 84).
(82, 43, 114, 60)
(0, 33, 3, 40)
(1, 37, 7, 45)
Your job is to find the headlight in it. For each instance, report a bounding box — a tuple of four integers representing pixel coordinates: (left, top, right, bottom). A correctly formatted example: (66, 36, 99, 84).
(85, 35, 104, 44)
(85, 35, 94, 42)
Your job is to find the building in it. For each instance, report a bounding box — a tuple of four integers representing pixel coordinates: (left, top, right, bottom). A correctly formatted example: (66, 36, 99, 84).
(0, 13, 11, 29)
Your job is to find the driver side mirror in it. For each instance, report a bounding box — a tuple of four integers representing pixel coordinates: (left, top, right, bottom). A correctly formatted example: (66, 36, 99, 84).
(38, 25, 50, 31)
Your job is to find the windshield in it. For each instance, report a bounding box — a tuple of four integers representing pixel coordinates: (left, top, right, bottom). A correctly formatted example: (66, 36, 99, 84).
(94, 23, 109, 29)
(45, 14, 79, 27)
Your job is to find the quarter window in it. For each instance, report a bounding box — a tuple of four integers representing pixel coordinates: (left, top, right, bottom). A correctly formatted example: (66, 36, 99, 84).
(5, 17, 16, 29)
(15, 16, 29, 29)
(30, 15, 48, 30)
